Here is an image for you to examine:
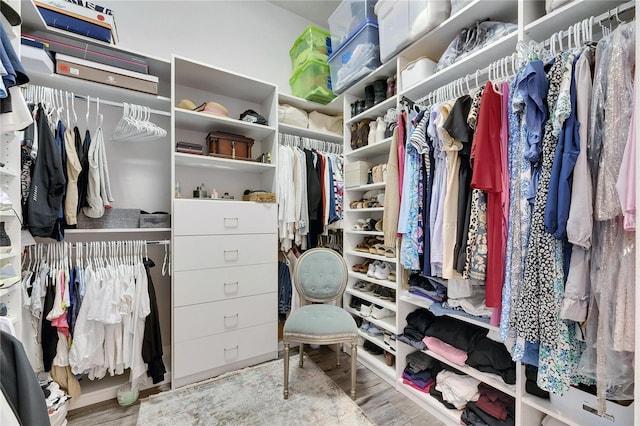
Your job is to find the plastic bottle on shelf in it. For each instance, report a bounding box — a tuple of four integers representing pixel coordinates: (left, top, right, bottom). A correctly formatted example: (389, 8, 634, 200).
(175, 182, 182, 198)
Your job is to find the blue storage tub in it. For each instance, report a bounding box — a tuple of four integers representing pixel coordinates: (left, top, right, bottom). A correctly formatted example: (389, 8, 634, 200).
(328, 18, 381, 94)
(329, 0, 378, 51)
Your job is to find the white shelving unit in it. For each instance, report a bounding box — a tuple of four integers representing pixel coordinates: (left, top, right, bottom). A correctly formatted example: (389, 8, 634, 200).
(170, 55, 279, 388)
(338, 1, 635, 425)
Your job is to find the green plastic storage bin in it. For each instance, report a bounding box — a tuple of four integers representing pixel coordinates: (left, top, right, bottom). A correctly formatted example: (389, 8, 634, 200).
(289, 58, 336, 104)
(289, 25, 332, 70)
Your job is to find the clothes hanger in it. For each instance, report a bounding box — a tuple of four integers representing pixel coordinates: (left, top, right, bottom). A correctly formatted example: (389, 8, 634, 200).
(162, 242, 168, 276)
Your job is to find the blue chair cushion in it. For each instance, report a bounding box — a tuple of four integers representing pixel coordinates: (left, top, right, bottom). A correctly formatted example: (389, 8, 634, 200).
(284, 304, 358, 336)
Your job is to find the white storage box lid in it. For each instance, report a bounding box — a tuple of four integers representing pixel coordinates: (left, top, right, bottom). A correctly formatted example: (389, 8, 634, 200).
(401, 56, 436, 91)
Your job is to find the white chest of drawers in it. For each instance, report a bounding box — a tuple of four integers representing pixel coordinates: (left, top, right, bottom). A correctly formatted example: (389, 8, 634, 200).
(172, 199, 278, 388)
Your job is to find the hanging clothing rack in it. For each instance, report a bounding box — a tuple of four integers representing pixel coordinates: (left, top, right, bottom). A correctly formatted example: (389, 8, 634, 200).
(279, 132, 343, 154)
(22, 83, 170, 117)
(410, 0, 635, 107)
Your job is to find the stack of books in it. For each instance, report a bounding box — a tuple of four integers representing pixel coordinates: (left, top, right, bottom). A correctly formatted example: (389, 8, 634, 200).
(22, 30, 159, 95)
(34, 0, 119, 44)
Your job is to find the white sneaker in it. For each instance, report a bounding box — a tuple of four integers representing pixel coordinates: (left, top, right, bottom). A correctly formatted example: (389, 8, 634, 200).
(367, 260, 381, 278)
(360, 303, 373, 317)
(372, 306, 395, 320)
(0, 189, 12, 211)
(373, 262, 390, 280)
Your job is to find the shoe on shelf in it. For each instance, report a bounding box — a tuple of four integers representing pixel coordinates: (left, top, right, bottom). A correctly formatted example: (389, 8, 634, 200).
(375, 219, 383, 232)
(373, 262, 390, 280)
(375, 117, 386, 142)
(0, 189, 12, 211)
(360, 303, 373, 317)
(0, 263, 20, 288)
(368, 121, 377, 145)
(367, 260, 381, 278)
(367, 325, 383, 336)
(372, 306, 395, 320)
(359, 320, 371, 331)
(0, 222, 11, 254)
(384, 351, 395, 367)
(388, 271, 396, 282)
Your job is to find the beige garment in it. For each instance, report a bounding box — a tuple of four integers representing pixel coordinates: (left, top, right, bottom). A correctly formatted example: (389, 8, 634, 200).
(383, 128, 400, 247)
(64, 128, 82, 225)
(51, 364, 82, 403)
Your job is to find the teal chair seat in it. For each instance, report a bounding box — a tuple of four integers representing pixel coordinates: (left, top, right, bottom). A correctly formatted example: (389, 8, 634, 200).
(283, 248, 358, 399)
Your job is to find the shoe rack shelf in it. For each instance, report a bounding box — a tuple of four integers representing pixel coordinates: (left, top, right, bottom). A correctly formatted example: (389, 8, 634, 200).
(345, 182, 386, 192)
(347, 95, 397, 125)
(357, 328, 397, 354)
(346, 306, 398, 334)
(348, 271, 396, 290)
(344, 230, 384, 236)
(344, 138, 392, 160)
(344, 250, 397, 263)
(346, 287, 397, 312)
(353, 342, 397, 386)
(344, 207, 385, 213)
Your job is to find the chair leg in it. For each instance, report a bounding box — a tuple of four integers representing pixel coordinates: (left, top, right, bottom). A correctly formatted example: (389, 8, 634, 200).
(336, 343, 341, 367)
(299, 343, 304, 367)
(284, 342, 290, 399)
(350, 342, 357, 399)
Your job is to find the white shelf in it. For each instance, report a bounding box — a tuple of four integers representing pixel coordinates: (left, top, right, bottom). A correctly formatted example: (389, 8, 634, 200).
(346, 306, 397, 335)
(357, 329, 396, 353)
(0, 210, 17, 218)
(27, 71, 172, 112)
(400, 32, 519, 102)
(347, 96, 398, 124)
(397, 378, 463, 426)
(0, 282, 20, 298)
(0, 168, 19, 177)
(348, 271, 396, 290)
(400, 0, 518, 64)
(174, 152, 276, 173)
(174, 108, 276, 140)
(345, 138, 392, 160)
(346, 287, 397, 312)
(174, 55, 276, 102)
(344, 207, 385, 213)
(521, 395, 582, 426)
(66, 228, 171, 234)
(344, 230, 384, 236)
(0, 249, 19, 260)
(277, 123, 343, 144)
(345, 182, 386, 192)
(399, 291, 498, 333)
(278, 93, 344, 116)
(344, 250, 397, 263)
(423, 348, 516, 397)
(524, 0, 628, 43)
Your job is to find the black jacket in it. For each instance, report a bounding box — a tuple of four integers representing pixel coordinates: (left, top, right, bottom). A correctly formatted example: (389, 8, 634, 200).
(26, 105, 66, 237)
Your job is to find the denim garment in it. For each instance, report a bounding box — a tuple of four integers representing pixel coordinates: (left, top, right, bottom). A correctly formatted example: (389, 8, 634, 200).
(278, 261, 292, 315)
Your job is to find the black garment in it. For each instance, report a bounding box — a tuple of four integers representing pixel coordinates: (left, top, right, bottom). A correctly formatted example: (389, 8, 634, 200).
(41, 276, 59, 372)
(404, 308, 436, 340)
(466, 401, 515, 426)
(304, 148, 323, 247)
(142, 258, 166, 384)
(0, 331, 50, 426)
(466, 337, 516, 385)
(443, 95, 475, 273)
(26, 105, 67, 237)
(424, 316, 487, 353)
(461, 406, 490, 426)
(77, 129, 91, 212)
(0, 90, 12, 113)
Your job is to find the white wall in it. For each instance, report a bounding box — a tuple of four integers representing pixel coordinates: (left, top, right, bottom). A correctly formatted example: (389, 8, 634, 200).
(103, 0, 325, 93)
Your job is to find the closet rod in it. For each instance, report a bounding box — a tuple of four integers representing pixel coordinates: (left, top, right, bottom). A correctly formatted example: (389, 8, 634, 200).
(37, 239, 171, 248)
(24, 83, 171, 117)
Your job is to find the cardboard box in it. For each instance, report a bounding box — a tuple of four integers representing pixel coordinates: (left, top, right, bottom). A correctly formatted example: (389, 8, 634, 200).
(24, 31, 148, 74)
(34, 0, 118, 43)
(56, 53, 158, 95)
(345, 160, 372, 187)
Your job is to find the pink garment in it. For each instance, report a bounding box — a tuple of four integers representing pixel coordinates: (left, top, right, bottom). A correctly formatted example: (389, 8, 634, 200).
(403, 378, 434, 393)
(423, 336, 468, 365)
(51, 270, 70, 338)
(616, 97, 636, 231)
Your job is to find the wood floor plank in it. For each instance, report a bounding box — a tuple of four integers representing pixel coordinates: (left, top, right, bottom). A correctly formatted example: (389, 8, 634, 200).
(67, 346, 445, 426)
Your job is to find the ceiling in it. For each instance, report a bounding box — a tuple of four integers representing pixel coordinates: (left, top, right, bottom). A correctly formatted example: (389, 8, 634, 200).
(268, 0, 341, 28)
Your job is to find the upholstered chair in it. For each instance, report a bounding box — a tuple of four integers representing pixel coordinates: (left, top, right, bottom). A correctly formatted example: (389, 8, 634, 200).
(283, 248, 358, 399)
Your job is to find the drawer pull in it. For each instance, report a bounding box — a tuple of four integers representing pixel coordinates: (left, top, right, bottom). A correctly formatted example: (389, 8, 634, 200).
(223, 249, 239, 261)
(224, 281, 239, 287)
(224, 313, 239, 320)
(224, 345, 239, 352)
(223, 217, 239, 227)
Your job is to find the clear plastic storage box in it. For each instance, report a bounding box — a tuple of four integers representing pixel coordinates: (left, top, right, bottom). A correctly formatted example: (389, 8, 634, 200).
(289, 58, 337, 104)
(328, 19, 381, 94)
(328, 0, 378, 51)
(289, 25, 332, 71)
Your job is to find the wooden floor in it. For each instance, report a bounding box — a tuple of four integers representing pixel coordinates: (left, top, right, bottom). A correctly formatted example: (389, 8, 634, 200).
(67, 346, 445, 426)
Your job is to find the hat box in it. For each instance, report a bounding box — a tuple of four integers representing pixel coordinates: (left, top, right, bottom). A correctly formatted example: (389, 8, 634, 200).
(206, 131, 254, 160)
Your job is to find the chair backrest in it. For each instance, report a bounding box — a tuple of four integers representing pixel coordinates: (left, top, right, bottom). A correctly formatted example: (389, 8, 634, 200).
(292, 248, 348, 303)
